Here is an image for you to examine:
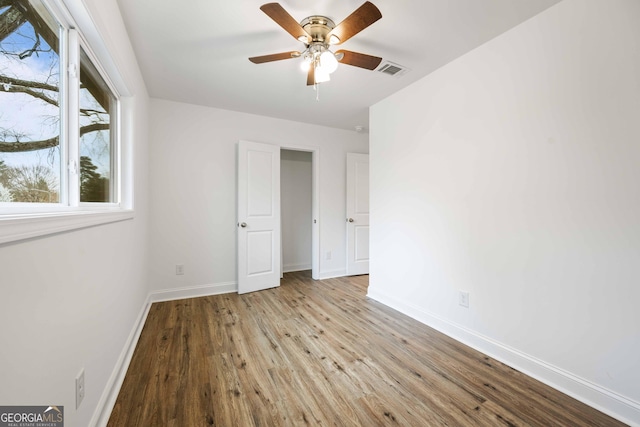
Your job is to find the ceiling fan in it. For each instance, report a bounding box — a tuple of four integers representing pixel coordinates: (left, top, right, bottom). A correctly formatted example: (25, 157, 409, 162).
(249, 2, 383, 86)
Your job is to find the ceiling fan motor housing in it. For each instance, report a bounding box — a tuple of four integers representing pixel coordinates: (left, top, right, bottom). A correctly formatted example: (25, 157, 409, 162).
(300, 16, 336, 45)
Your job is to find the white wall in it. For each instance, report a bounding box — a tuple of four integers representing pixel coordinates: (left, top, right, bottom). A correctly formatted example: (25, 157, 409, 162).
(148, 99, 367, 294)
(0, 1, 150, 427)
(281, 150, 312, 273)
(369, 0, 640, 425)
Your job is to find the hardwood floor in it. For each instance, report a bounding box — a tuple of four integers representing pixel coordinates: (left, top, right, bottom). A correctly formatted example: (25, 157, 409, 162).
(108, 271, 625, 426)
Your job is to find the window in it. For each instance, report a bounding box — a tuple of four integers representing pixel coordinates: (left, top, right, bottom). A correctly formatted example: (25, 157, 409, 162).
(79, 46, 116, 203)
(0, 0, 62, 204)
(0, 0, 131, 244)
(0, 0, 119, 208)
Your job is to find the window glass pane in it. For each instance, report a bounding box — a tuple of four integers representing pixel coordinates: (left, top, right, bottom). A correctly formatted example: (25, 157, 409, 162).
(79, 46, 115, 203)
(0, 0, 61, 203)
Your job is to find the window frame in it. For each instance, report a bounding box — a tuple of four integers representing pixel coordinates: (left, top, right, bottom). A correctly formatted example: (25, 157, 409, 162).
(0, 0, 133, 244)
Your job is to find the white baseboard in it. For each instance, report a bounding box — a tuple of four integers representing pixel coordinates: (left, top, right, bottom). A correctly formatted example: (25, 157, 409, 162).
(366, 288, 640, 427)
(90, 296, 152, 427)
(90, 281, 237, 426)
(150, 281, 237, 302)
(283, 263, 312, 273)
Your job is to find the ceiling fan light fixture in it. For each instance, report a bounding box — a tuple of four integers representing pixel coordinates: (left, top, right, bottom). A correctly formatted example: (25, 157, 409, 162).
(319, 50, 338, 74)
(300, 56, 312, 71)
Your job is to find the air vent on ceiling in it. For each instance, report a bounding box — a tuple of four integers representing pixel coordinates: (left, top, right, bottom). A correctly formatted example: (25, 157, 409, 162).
(377, 61, 409, 78)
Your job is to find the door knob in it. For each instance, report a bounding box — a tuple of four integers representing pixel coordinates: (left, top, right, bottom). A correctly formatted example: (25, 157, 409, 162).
(240, 222, 247, 228)
(348, 218, 354, 223)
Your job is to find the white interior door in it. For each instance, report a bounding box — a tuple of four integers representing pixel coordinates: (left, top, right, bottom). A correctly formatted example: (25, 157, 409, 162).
(346, 153, 369, 275)
(238, 140, 281, 294)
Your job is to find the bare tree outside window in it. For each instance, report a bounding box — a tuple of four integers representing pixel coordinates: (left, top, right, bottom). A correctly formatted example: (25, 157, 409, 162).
(0, 0, 114, 204)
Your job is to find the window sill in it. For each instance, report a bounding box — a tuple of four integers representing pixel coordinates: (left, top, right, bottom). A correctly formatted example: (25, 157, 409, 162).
(0, 209, 134, 245)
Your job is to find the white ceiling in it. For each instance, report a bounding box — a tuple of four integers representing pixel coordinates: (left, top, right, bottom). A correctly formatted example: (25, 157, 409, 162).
(115, 0, 561, 132)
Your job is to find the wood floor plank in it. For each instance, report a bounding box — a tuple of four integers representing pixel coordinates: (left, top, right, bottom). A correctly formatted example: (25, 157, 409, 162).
(108, 271, 627, 426)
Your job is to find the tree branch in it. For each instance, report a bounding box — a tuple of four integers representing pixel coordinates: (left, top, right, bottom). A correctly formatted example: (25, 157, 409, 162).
(80, 123, 109, 136)
(1, 77, 108, 114)
(4, 84, 58, 107)
(0, 75, 58, 92)
(0, 123, 109, 152)
(0, 5, 27, 43)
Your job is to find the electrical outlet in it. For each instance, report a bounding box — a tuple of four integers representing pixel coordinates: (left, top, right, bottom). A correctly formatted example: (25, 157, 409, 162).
(76, 369, 85, 409)
(175, 264, 184, 275)
(325, 251, 332, 260)
(459, 291, 470, 308)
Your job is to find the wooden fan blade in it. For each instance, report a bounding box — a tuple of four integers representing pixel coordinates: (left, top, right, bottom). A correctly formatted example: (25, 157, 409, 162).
(260, 3, 310, 43)
(307, 66, 315, 86)
(336, 50, 382, 70)
(249, 51, 299, 64)
(327, 2, 382, 45)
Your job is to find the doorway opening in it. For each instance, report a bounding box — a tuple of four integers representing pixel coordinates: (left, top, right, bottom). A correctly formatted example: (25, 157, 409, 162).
(280, 147, 319, 280)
